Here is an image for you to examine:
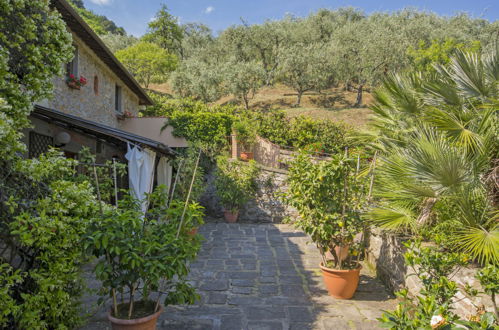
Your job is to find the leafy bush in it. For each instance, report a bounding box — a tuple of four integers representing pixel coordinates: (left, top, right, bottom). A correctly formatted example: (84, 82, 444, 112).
(233, 119, 257, 151)
(215, 157, 260, 212)
(255, 111, 351, 154)
(378, 242, 498, 329)
(1, 151, 99, 329)
(86, 189, 203, 319)
(285, 151, 368, 269)
(167, 111, 234, 157)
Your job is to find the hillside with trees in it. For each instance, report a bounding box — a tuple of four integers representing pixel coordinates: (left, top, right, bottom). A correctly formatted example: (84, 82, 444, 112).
(74, 3, 498, 128)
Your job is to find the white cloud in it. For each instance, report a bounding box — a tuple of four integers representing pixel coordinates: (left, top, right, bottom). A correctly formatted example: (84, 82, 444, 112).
(89, 0, 112, 5)
(204, 6, 214, 14)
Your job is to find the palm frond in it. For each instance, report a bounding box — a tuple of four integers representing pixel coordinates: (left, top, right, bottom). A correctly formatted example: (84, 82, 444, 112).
(369, 205, 417, 232)
(453, 226, 499, 265)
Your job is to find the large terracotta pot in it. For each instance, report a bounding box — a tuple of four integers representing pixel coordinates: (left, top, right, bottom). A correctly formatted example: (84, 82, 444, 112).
(239, 152, 253, 161)
(108, 305, 163, 330)
(320, 263, 361, 299)
(325, 245, 350, 262)
(224, 210, 239, 223)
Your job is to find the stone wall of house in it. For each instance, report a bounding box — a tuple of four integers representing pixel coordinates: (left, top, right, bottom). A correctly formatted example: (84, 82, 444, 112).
(367, 229, 494, 318)
(200, 167, 297, 223)
(44, 33, 140, 128)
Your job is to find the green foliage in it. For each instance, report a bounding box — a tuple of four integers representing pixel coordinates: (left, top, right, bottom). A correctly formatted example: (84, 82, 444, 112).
(77, 147, 127, 204)
(144, 4, 183, 55)
(1, 151, 100, 329)
(143, 94, 239, 118)
(408, 38, 481, 73)
(233, 119, 257, 151)
(0, 3, 90, 328)
(255, 110, 351, 154)
(378, 242, 497, 329)
(225, 59, 265, 109)
(116, 41, 178, 88)
(278, 43, 336, 106)
(475, 264, 499, 319)
(214, 157, 260, 212)
(0, 0, 73, 131)
(171, 148, 206, 203)
(86, 189, 202, 318)
(169, 59, 226, 102)
(100, 33, 138, 53)
(166, 111, 234, 157)
(285, 152, 368, 269)
(68, 0, 125, 35)
(367, 49, 499, 265)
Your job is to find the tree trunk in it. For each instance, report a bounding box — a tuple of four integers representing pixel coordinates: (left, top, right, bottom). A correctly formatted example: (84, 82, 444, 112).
(243, 95, 250, 110)
(354, 84, 363, 108)
(416, 197, 437, 227)
(295, 91, 303, 107)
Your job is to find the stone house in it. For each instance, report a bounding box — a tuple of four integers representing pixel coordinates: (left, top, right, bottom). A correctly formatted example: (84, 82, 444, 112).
(23, 0, 186, 185)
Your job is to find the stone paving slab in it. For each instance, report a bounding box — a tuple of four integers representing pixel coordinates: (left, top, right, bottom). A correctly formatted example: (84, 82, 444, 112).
(80, 223, 396, 330)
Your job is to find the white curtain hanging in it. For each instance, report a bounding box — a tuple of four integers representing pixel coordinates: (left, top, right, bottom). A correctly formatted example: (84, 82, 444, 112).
(156, 157, 173, 197)
(125, 144, 157, 214)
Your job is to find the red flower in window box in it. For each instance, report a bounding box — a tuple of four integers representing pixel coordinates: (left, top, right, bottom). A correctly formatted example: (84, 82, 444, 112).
(66, 74, 87, 90)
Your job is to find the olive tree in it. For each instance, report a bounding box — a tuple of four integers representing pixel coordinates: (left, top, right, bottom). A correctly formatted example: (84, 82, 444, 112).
(278, 43, 336, 106)
(170, 59, 225, 102)
(224, 59, 265, 109)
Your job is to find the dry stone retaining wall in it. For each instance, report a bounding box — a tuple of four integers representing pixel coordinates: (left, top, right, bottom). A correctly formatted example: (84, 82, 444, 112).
(200, 166, 297, 223)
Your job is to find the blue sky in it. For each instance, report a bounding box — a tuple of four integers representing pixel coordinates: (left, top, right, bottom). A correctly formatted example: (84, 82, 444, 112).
(84, 0, 498, 37)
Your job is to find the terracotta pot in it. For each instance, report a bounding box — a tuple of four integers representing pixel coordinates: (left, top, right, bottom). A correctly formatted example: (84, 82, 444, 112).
(320, 262, 361, 299)
(239, 152, 253, 161)
(224, 210, 239, 223)
(108, 305, 163, 330)
(187, 227, 198, 236)
(325, 245, 350, 262)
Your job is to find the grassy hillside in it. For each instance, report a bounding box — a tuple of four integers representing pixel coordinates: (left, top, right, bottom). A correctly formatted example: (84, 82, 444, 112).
(149, 83, 373, 127)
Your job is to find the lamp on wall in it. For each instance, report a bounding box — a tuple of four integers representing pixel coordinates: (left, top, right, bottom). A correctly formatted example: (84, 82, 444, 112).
(55, 131, 71, 147)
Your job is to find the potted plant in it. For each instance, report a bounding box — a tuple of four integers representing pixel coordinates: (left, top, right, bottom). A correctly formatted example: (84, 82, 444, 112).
(215, 156, 259, 223)
(233, 120, 256, 161)
(86, 188, 202, 329)
(285, 151, 367, 299)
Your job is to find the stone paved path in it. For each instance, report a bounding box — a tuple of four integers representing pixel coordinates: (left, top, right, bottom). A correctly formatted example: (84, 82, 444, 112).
(81, 223, 396, 330)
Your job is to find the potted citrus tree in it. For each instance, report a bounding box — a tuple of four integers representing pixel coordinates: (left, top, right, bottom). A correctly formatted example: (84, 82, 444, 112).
(215, 156, 259, 223)
(233, 120, 256, 161)
(285, 151, 367, 299)
(86, 188, 203, 329)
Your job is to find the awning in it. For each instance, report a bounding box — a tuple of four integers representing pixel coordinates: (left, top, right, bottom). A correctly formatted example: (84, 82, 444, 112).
(32, 105, 175, 157)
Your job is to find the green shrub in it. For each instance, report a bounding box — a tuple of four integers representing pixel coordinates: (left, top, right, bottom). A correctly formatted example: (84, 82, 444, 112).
(215, 157, 260, 212)
(378, 242, 498, 329)
(167, 111, 234, 157)
(255, 111, 351, 153)
(1, 151, 99, 329)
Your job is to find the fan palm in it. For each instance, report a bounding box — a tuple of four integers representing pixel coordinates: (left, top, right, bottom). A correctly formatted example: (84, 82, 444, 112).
(368, 48, 498, 264)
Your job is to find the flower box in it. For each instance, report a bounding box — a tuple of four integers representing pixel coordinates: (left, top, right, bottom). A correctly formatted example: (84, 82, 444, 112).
(66, 74, 87, 90)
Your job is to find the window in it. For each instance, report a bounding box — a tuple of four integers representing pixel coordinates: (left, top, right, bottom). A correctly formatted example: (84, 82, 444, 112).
(93, 75, 99, 95)
(115, 84, 122, 113)
(29, 131, 53, 158)
(66, 45, 79, 77)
